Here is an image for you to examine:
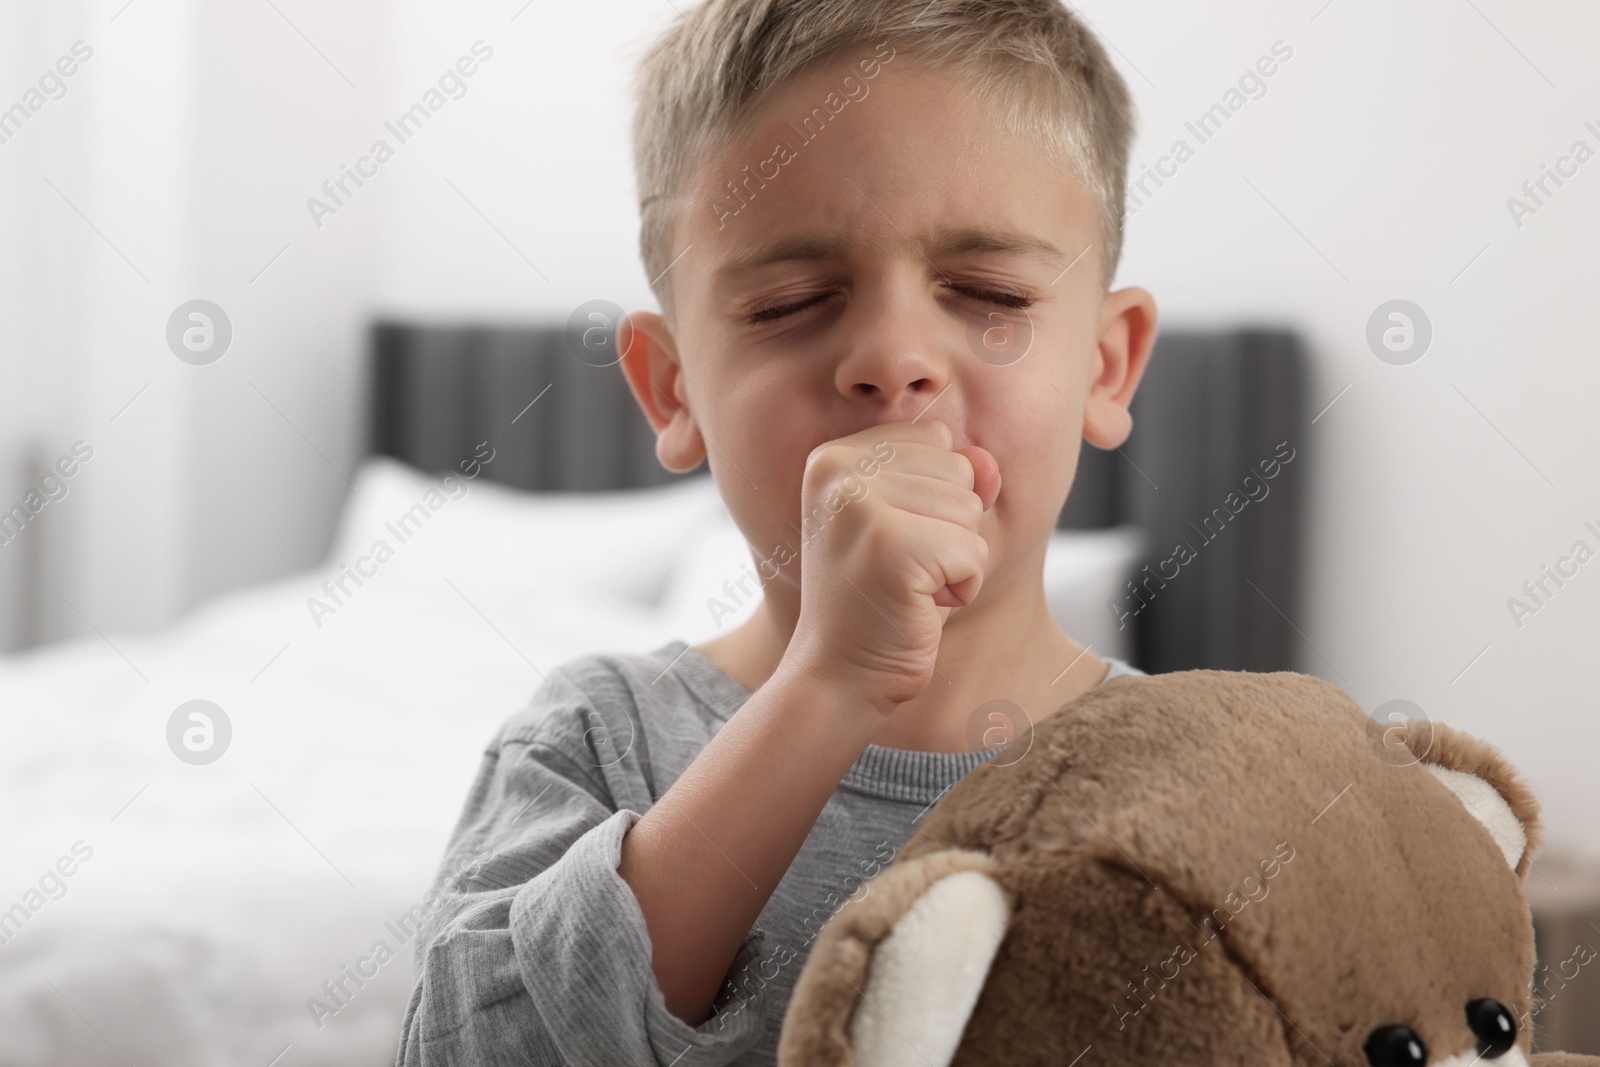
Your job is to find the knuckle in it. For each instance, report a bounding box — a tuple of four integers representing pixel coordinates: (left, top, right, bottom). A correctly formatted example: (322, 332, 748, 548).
(804, 441, 837, 471)
(804, 442, 849, 485)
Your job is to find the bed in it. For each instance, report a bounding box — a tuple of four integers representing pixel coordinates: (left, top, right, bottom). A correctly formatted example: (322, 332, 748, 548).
(0, 322, 1309, 1066)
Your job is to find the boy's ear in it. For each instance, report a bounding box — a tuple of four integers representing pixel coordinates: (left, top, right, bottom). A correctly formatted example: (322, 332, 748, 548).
(616, 309, 708, 473)
(1082, 285, 1158, 450)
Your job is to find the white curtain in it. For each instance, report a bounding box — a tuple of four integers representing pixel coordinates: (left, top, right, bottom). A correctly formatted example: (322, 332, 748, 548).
(0, 3, 84, 650)
(0, 0, 203, 650)
(0, 0, 385, 652)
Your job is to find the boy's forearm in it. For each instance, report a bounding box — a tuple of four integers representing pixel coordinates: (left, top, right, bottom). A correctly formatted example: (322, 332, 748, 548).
(618, 659, 883, 1026)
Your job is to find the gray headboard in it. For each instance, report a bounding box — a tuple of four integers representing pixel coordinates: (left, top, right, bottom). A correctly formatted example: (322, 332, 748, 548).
(368, 322, 1308, 674)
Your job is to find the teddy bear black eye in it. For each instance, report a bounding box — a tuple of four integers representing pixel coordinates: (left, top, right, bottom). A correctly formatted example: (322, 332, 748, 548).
(1466, 999, 1517, 1058)
(1365, 1025, 1428, 1067)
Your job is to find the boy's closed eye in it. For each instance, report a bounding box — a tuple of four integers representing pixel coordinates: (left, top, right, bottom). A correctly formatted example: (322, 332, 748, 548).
(743, 282, 1037, 326)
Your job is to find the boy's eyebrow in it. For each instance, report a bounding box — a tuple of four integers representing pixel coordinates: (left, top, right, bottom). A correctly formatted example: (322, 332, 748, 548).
(928, 228, 1067, 262)
(717, 235, 854, 280)
(715, 227, 1067, 281)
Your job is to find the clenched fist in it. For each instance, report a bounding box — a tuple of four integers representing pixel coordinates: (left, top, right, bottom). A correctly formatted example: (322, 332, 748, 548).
(781, 420, 1001, 714)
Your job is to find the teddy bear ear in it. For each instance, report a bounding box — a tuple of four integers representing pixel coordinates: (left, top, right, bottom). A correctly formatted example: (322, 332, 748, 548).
(1397, 718, 1543, 878)
(777, 848, 1011, 1067)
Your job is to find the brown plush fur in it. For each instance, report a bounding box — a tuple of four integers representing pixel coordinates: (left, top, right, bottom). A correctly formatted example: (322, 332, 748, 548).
(778, 669, 1600, 1066)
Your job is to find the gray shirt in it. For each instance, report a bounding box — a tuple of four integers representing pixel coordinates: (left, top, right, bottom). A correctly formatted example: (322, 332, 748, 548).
(395, 639, 1143, 1067)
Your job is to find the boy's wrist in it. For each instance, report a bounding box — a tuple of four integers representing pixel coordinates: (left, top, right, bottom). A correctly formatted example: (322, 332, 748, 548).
(764, 652, 895, 749)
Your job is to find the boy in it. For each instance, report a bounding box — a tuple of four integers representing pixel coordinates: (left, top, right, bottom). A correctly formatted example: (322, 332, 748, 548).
(396, 0, 1157, 1063)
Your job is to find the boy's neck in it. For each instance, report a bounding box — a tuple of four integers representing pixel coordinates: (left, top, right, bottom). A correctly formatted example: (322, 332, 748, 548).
(693, 571, 1109, 754)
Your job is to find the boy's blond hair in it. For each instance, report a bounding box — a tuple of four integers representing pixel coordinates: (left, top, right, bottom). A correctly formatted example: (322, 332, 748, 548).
(631, 0, 1136, 323)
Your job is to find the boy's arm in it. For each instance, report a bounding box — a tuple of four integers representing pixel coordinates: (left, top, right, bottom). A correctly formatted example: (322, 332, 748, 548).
(619, 420, 998, 1025)
(618, 658, 883, 1024)
(396, 700, 769, 1067)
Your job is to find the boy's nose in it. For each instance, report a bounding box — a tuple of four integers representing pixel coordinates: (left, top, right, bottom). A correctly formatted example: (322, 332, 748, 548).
(834, 329, 952, 417)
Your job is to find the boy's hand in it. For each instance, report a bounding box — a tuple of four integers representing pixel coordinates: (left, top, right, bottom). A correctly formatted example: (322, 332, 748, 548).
(784, 420, 1001, 714)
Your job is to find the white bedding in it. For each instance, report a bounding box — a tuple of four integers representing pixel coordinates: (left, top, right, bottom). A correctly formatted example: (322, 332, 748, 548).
(0, 456, 1141, 1067)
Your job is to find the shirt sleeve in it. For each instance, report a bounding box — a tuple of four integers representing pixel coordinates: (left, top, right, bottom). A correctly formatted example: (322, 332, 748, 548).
(394, 669, 770, 1067)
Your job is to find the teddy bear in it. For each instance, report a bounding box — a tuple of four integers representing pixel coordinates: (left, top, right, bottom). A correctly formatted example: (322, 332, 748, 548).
(777, 669, 1600, 1067)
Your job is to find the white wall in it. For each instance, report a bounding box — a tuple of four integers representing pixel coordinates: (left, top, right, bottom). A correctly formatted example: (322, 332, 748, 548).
(371, 0, 678, 319)
(181, 0, 386, 605)
(5, 0, 1597, 856)
(1096, 0, 1600, 859)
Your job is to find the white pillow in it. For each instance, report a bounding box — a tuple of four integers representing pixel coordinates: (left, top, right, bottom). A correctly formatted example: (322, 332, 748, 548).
(658, 510, 1146, 664)
(327, 456, 726, 606)
(1040, 525, 1147, 665)
(658, 508, 765, 644)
